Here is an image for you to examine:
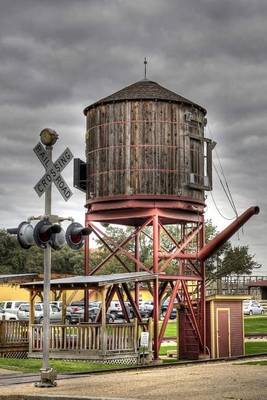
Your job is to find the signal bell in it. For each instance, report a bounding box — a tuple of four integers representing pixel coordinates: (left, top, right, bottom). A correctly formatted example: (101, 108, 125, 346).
(66, 222, 91, 250)
(34, 220, 61, 249)
(7, 221, 34, 249)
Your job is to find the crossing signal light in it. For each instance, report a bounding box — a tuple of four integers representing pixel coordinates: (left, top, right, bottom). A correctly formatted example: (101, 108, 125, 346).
(7, 221, 34, 249)
(8, 220, 90, 251)
(66, 222, 91, 250)
(50, 228, 66, 250)
(34, 220, 62, 249)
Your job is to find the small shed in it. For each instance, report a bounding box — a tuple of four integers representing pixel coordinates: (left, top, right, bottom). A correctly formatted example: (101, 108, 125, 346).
(206, 295, 249, 359)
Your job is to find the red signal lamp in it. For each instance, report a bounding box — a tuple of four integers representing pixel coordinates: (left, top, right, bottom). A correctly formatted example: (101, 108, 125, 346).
(34, 220, 61, 249)
(66, 222, 91, 250)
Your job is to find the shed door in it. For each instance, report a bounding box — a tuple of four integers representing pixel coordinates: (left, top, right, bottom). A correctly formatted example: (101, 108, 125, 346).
(216, 309, 230, 358)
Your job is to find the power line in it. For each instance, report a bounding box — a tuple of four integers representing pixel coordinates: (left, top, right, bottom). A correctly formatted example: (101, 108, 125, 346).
(207, 124, 240, 229)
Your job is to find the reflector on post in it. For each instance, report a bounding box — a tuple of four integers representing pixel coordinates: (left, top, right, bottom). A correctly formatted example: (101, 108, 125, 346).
(66, 222, 91, 250)
(7, 221, 34, 249)
(34, 220, 61, 249)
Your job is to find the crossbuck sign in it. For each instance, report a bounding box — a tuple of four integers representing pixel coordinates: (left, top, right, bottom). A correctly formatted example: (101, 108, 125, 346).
(33, 142, 73, 201)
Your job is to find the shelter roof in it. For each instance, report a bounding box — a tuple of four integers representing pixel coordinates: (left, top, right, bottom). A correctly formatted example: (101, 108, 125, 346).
(247, 280, 267, 288)
(84, 79, 206, 114)
(20, 272, 156, 291)
(0, 273, 38, 283)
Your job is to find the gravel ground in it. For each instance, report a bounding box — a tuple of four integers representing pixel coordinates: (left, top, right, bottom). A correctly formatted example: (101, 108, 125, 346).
(0, 360, 267, 400)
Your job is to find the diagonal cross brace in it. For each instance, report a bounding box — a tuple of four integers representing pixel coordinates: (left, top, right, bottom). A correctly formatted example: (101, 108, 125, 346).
(88, 219, 153, 275)
(159, 225, 203, 272)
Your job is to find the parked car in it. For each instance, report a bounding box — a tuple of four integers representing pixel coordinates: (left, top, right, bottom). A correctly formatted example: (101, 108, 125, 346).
(68, 300, 100, 312)
(139, 301, 154, 318)
(107, 301, 122, 315)
(70, 305, 115, 324)
(17, 303, 72, 324)
(50, 301, 80, 314)
(243, 300, 264, 315)
(161, 299, 178, 319)
(0, 309, 18, 321)
(109, 301, 134, 320)
(0, 300, 27, 316)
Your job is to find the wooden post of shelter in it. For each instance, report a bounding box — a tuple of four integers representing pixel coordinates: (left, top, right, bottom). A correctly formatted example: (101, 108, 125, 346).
(101, 287, 107, 355)
(61, 291, 67, 324)
(29, 290, 38, 354)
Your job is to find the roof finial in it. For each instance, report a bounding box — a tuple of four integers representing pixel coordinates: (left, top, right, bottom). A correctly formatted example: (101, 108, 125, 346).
(144, 57, 148, 80)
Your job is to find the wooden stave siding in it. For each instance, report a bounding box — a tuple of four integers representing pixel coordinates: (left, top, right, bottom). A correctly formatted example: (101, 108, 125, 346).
(86, 100, 206, 203)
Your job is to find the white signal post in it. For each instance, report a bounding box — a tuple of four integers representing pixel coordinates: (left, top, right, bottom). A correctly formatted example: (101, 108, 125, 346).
(34, 128, 73, 387)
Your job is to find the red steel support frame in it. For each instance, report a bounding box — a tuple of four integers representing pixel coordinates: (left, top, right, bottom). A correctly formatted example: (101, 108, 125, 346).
(84, 200, 207, 360)
(84, 201, 259, 360)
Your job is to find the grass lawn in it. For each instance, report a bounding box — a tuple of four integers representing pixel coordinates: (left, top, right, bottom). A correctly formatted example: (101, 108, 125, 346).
(0, 358, 124, 374)
(163, 316, 267, 337)
(159, 345, 177, 356)
(242, 360, 267, 366)
(245, 341, 267, 355)
(244, 316, 267, 334)
(162, 321, 176, 337)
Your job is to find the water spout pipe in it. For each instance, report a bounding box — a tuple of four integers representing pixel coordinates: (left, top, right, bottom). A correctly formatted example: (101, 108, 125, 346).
(197, 206, 260, 262)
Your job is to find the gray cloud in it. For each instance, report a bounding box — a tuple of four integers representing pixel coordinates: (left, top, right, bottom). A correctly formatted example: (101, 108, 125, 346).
(0, 0, 267, 272)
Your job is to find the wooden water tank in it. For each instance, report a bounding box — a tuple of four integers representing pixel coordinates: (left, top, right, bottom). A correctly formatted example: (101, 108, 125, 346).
(84, 80, 213, 206)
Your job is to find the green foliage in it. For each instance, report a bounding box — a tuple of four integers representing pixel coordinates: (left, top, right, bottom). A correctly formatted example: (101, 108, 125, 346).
(220, 245, 261, 277)
(0, 229, 84, 275)
(0, 218, 262, 279)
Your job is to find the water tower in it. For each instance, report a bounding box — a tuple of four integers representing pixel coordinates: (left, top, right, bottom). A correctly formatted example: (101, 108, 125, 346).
(80, 78, 258, 360)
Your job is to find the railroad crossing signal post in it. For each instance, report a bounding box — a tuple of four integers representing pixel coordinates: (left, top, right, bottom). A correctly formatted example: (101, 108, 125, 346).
(34, 129, 73, 387)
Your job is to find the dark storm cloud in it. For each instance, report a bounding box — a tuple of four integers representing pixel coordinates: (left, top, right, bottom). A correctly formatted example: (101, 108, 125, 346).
(0, 0, 267, 270)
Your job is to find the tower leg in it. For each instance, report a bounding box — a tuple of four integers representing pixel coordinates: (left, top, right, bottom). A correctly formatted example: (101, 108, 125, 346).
(153, 214, 159, 360)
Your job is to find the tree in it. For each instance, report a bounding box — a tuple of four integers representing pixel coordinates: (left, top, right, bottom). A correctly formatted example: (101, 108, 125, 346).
(218, 245, 261, 278)
(0, 222, 262, 279)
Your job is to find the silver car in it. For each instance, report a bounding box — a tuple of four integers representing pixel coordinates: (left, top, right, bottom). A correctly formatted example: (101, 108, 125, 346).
(17, 303, 71, 324)
(243, 300, 264, 315)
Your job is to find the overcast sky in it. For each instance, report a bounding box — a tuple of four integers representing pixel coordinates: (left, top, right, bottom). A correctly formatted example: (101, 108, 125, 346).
(0, 0, 266, 273)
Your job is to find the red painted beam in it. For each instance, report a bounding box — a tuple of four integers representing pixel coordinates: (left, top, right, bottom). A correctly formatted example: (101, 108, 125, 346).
(122, 283, 142, 322)
(158, 280, 180, 351)
(159, 275, 202, 281)
(198, 206, 259, 262)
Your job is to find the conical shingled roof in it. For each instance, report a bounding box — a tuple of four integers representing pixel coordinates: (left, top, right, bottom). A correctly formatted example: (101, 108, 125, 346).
(83, 79, 206, 115)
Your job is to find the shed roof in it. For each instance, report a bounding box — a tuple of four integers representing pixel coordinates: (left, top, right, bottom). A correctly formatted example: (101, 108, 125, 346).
(20, 272, 156, 291)
(83, 79, 206, 115)
(0, 273, 38, 283)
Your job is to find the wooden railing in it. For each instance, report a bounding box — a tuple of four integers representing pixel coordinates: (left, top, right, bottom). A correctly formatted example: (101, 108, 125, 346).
(30, 321, 150, 355)
(31, 324, 102, 352)
(0, 320, 28, 345)
(106, 324, 136, 352)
